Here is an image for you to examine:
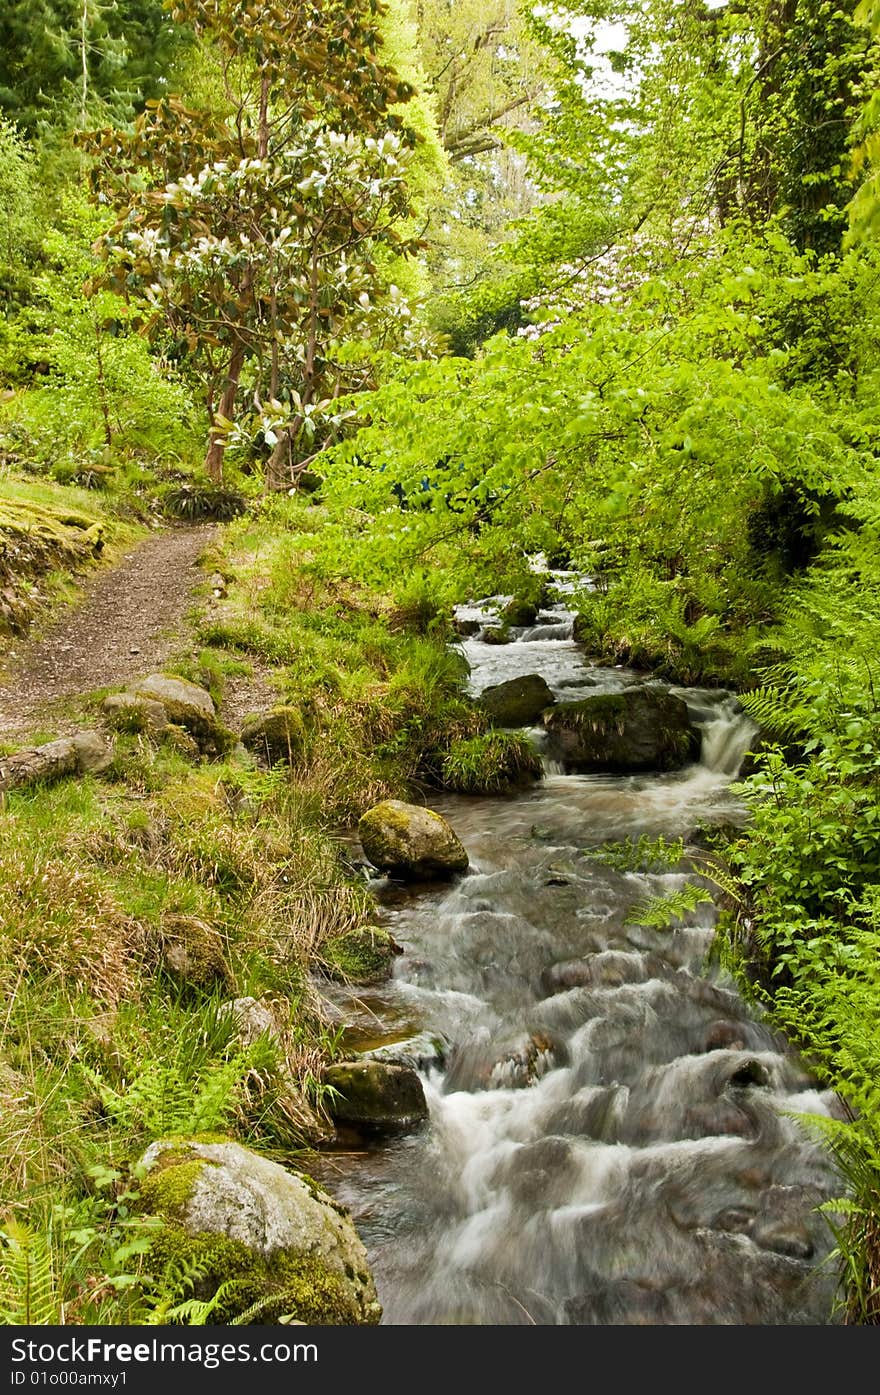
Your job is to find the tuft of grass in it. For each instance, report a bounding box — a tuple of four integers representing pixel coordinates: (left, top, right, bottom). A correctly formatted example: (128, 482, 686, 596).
(436, 730, 544, 795)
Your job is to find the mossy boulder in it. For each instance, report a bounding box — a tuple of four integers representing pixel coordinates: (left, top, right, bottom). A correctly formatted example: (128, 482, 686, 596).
(323, 1060, 429, 1133)
(239, 706, 305, 765)
(358, 799, 469, 881)
(478, 674, 556, 728)
(542, 687, 701, 773)
(160, 914, 233, 993)
(137, 1138, 381, 1324)
(501, 598, 539, 627)
(481, 625, 511, 645)
(361, 1033, 448, 1073)
(129, 674, 233, 757)
(102, 692, 168, 736)
(322, 926, 402, 985)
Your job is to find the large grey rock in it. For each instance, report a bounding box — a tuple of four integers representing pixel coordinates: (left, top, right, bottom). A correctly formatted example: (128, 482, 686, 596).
(138, 1138, 381, 1324)
(479, 674, 556, 728)
(102, 692, 168, 735)
(358, 799, 469, 880)
(129, 673, 231, 755)
(323, 1060, 429, 1133)
(132, 672, 216, 722)
(543, 686, 700, 773)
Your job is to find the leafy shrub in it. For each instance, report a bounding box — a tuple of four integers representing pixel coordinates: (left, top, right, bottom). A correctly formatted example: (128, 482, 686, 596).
(160, 481, 248, 522)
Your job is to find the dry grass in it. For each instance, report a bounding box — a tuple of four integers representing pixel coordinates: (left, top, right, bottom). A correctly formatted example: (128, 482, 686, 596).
(0, 835, 144, 1007)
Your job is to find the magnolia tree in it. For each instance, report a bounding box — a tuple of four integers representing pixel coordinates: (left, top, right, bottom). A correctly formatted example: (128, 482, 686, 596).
(86, 0, 420, 483)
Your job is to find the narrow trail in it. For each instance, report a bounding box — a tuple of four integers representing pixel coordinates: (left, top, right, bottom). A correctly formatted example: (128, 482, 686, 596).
(0, 523, 218, 740)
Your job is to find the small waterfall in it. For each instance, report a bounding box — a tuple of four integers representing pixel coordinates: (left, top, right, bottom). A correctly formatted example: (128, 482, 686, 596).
(519, 616, 574, 642)
(673, 689, 759, 779)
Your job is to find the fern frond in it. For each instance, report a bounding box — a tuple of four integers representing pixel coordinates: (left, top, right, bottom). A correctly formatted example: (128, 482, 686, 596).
(0, 1219, 60, 1324)
(589, 834, 685, 874)
(625, 882, 714, 928)
(698, 857, 745, 905)
(737, 685, 809, 739)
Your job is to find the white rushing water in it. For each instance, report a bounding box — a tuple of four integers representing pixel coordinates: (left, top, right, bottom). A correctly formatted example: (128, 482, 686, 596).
(315, 572, 844, 1325)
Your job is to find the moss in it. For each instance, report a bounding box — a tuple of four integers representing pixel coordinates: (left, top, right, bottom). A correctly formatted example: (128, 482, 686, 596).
(323, 926, 400, 984)
(550, 694, 629, 730)
(501, 599, 538, 627)
(544, 690, 700, 773)
(139, 1147, 375, 1323)
(160, 914, 233, 993)
(162, 724, 202, 760)
(239, 707, 306, 765)
(140, 1157, 209, 1216)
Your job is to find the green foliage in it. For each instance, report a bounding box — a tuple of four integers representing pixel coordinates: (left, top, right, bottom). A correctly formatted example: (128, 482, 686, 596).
(0, 1218, 59, 1324)
(85, 0, 422, 482)
(436, 729, 543, 795)
(777, 0, 868, 256)
(624, 882, 715, 930)
(0, 194, 199, 474)
(160, 479, 248, 522)
(0, 0, 193, 136)
(589, 833, 686, 874)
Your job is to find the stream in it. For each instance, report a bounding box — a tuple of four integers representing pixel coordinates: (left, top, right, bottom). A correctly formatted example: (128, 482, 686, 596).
(314, 575, 846, 1326)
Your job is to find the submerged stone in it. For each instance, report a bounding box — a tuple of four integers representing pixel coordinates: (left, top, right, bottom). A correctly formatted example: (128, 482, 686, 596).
(323, 1060, 429, 1133)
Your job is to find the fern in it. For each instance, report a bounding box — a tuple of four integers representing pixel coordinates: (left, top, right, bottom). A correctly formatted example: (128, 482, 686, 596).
(589, 833, 686, 874)
(81, 1051, 252, 1140)
(625, 882, 714, 928)
(0, 1219, 60, 1324)
(737, 684, 810, 740)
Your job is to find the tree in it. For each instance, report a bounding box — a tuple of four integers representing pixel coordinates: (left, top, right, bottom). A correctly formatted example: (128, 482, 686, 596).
(0, 0, 191, 135)
(847, 0, 880, 243)
(86, 0, 421, 484)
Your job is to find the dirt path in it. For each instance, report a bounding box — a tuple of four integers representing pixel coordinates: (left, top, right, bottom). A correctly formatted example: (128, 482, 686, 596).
(0, 524, 218, 740)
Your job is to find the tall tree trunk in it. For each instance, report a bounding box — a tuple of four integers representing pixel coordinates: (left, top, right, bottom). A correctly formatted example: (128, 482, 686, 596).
(265, 252, 320, 491)
(204, 342, 246, 483)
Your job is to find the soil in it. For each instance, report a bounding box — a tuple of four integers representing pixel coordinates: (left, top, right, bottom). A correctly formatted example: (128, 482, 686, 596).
(0, 523, 220, 741)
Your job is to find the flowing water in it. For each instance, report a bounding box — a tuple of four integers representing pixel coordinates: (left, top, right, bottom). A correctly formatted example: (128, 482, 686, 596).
(315, 578, 845, 1326)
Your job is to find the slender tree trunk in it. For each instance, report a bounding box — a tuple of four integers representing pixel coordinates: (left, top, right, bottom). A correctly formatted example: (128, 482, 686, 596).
(204, 341, 246, 483)
(265, 252, 320, 491)
(94, 325, 113, 448)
